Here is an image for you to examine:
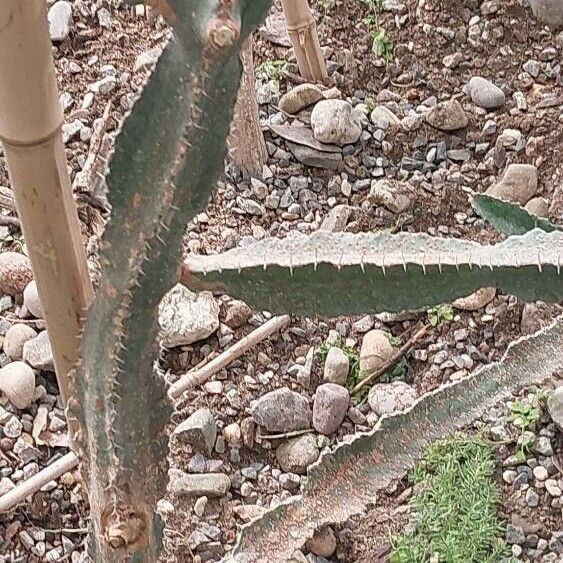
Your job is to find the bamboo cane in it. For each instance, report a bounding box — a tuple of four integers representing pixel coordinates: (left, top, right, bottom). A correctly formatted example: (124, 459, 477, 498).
(0, 0, 94, 403)
(281, 0, 328, 83)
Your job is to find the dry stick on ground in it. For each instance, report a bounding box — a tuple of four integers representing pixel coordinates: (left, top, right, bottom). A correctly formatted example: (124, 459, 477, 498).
(0, 314, 291, 513)
(168, 314, 291, 400)
(351, 324, 430, 395)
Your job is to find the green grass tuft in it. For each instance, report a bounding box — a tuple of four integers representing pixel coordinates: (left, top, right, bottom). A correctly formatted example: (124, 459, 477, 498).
(391, 437, 508, 563)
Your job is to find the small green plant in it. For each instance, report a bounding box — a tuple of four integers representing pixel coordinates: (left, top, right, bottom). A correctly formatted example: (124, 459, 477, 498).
(508, 399, 541, 461)
(360, 0, 394, 63)
(391, 437, 508, 563)
(507, 399, 540, 430)
(256, 59, 287, 83)
(427, 304, 454, 327)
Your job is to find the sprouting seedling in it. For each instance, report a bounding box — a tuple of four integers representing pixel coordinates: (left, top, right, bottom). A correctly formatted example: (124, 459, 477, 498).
(427, 304, 455, 327)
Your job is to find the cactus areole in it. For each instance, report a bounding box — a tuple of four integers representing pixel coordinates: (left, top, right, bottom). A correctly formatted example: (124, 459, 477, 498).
(66, 1, 272, 561)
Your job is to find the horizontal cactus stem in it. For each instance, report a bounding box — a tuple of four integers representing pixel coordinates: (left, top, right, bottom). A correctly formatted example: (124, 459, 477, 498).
(184, 230, 563, 316)
(186, 262, 562, 316)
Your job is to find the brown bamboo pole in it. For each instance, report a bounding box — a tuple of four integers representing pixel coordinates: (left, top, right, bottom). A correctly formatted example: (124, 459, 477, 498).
(282, 0, 328, 83)
(0, 0, 94, 403)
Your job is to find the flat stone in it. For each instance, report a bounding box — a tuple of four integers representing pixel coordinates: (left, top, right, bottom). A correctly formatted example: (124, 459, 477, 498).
(279, 84, 324, 114)
(287, 142, 343, 170)
(173, 408, 217, 454)
(158, 284, 219, 347)
(426, 99, 468, 131)
(468, 76, 506, 109)
(312, 383, 349, 435)
(368, 179, 412, 213)
(269, 124, 342, 153)
(360, 329, 394, 373)
(368, 381, 417, 416)
(168, 469, 230, 497)
(453, 287, 496, 311)
(547, 387, 563, 431)
(321, 205, 353, 233)
(48, 1, 73, 42)
(486, 164, 538, 205)
(251, 387, 311, 432)
(23, 331, 54, 371)
(310, 100, 363, 146)
(370, 106, 401, 129)
(276, 433, 319, 474)
(323, 347, 349, 386)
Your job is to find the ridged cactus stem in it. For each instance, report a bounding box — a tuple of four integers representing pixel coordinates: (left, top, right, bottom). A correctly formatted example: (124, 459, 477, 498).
(66, 1, 272, 561)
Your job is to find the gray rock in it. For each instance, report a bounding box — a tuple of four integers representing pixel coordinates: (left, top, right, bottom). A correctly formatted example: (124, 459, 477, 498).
(425, 99, 468, 131)
(486, 164, 538, 205)
(320, 205, 352, 232)
(310, 100, 362, 146)
(452, 287, 496, 311)
(532, 435, 553, 456)
(48, 1, 73, 42)
(370, 106, 401, 130)
(468, 76, 505, 109)
(158, 284, 219, 347)
(173, 408, 217, 454)
(323, 347, 349, 386)
(506, 524, 526, 545)
(23, 281, 43, 319)
(276, 433, 319, 474)
(312, 383, 349, 435)
(279, 84, 324, 114)
(251, 387, 311, 432)
(524, 197, 549, 218)
(530, 0, 563, 30)
(360, 330, 394, 373)
(0, 477, 15, 496)
(368, 179, 412, 213)
(287, 142, 343, 170)
(547, 387, 563, 431)
(168, 469, 230, 497)
(23, 331, 54, 371)
(269, 124, 342, 153)
(260, 10, 292, 47)
(368, 382, 417, 416)
(238, 198, 266, 216)
(3, 323, 37, 360)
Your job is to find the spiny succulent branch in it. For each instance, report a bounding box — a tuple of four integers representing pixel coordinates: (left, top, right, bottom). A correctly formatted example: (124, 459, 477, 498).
(183, 229, 563, 316)
(472, 194, 560, 236)
(66, 1, 272, 561)
(225, 314, 563, 563)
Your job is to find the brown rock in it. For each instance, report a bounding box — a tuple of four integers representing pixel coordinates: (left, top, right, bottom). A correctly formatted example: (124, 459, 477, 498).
(279, 83, 324, 114)
(0, 252, 33, 296)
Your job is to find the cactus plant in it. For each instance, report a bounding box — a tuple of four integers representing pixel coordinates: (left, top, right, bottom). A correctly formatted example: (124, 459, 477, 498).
(183, 229, 563, 315)
(225, 314, 563, 563)
(472, 194, 560, 236)
(41, 1, 560, 562)
(65, 1, 272, 561)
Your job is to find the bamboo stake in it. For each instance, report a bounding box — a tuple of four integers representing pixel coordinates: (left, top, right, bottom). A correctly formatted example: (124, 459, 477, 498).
(0, 0, 94, 403)
(281, 0, 328, 83)
(0, 452, 78, 513)
(0, 314, 291, 513)
(168, 314, 291, 400)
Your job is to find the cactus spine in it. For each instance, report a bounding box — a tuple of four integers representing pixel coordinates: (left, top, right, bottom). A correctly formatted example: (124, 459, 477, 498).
(66, 1, 272, 560)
